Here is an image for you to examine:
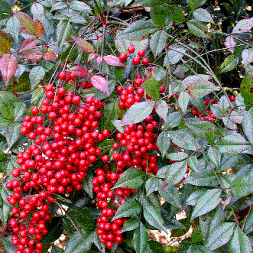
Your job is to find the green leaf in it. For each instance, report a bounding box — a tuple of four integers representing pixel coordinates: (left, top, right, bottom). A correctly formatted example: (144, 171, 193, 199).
(57, 20, 71, 49)
(178, 91, 190, 115)
(6, 16, 21, 43)
(167, 152, 188, 161)
(133, 223, 149, 253)
(164, 45, 187, 65)
(69, 1, 91, 12)
(121, 101, 155, 126)
(187, 19, 209, 38)
(121, 218, 140, 233)
(64, 230, 94, 253)
(187, 0, 207, 10)
(155, 100, 168, 121)
(143, 201, 166, 231)
(67, 206, 96, 231)
(0, 0, 12, 19)
(152, 67, 166, 81)
(230, 227, 252, 253)
(102, 98, 121, 131)
(5, 123, 21, 149)
(220, 55, 239, 73)
(145, 177, 161, 196)
(208, 146, 221, 168)
(112, 199, 142, 220)
(191, 189, 222, 221)
(0, 236, 16, 253)
(158, 185, 182, 209)
(193, 8, 214, 23)
(14, 102, 26, 121)
(42, 217, 63, 252)
(240, 73, 253, 104)
(165, 112, 182, 129)
(112, 168, 145, 189)
(29, 66, 45, 89)
(122, 20, 157, 41)
(168, 128, 200, 151)
(242, 108, 253, 145)
(165, 160, 188, 186)
(206, 222, 235, 251)
(244, 208, 253, 234)
(144, 77, 160, 100)
(230, 175, 253, 197)
(150, 5, 167, 27)
(187, 156, 199, 173)
(150, 30, 167, 57)
(157, 131, 170, 158)
(166, 5, 185, 22)
(216, 133, 251, 155)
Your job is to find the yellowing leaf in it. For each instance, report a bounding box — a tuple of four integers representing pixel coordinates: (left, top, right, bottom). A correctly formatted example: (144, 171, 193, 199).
(0, 31, 12, 56)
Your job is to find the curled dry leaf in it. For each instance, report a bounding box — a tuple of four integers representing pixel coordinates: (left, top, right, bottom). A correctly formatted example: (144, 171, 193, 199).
(91, 75, 109, 95)
(66, 65, 90, 78)
(0, 53, 18, 86)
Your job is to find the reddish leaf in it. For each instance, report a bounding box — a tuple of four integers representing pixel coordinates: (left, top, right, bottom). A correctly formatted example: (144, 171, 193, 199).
(0, 54, 18, 86)
(43, 50, 57, 61)
(20, 50, 43, 61)
(0, 30, 12, 56)
(19, 37, 38, 52)
(91, 75, 109, 95)
(88, 53, 96, 62)
(66, 66, 90, 78)
(224, 35, 236, 53)
(232, 17, 253, 34)
(72, 36, 95, 53)
(103, 55, 125, 67)
(97, 56, 103, 65)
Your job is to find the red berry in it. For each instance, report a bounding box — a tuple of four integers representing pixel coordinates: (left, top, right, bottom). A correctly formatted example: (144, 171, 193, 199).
(230, 95, 235, 101)
(119, 53, 128, 62)
(69, 72, 76, 80)
(128, 45, 135, 54)
(132, 56, 141, 65)
(160, 85, 165, 93)
(138, 49, 145, 57)
(142, 57, 149, 65)
(58, 71, 67, 80)
(31, 106, 39, 115)
(135, 78, 142, 87)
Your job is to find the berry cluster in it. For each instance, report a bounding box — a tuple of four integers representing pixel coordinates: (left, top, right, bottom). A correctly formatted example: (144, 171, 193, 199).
(112, 117, 159, 175)
(116, 85, 144, 109)
(7, 82, 107, 252)
(119, 46, 149, 66)
(92, 166, 128, 249)
(58, 71, 76, 83)
(81, 81, 93, 89)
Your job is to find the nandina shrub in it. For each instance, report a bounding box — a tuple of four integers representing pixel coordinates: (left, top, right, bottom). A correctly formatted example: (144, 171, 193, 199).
(0, 0, 253, 253)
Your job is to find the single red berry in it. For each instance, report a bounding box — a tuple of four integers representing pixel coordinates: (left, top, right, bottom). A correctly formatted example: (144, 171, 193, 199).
(119, 53, 128, 62)
(138, 49, 145, 57)
(58, 71, 67, 80)
(132, 56, 141, 65)
(69, 72, 76, 80)
(230, 95, 235, 101)
(160, 85, 165, 93)
(142, 57, 149, 65)
(128, 45, 135, 54)
(31, 106, 39, 115)
(135, 78, 142, 87)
